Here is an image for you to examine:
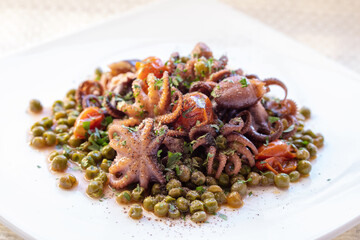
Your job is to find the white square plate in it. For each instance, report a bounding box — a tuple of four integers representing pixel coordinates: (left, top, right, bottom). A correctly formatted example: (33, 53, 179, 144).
(1, 0, 360, 239)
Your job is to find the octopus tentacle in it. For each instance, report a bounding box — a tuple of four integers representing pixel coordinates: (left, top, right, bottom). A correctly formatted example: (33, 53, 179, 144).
(75, 80, 104, 105)
(281, 115, 298, 139)
(206, 146, 217, 175)
(246, 121, 283, 143)
(215, 152, 227, 179)
(207, 69, 231, 82)
(192, 133, 216, 151)
(221, 117, 244, 136)
(111, 118, 140, 127)
(117, 101, 141, 118)
(166, 129, 188, 137)
(189, 125, 217, 141)
(226, 133, 258, 155)
(263, 78, 288, 100)
(225, 154, 242, 176)
(155, 87, 183, 124)
(81, 94, 102, 108)
(189, 82, 216, 96)
(104, 93, 125, 118)
(229, 142, 256, 167)
(157, 71, 171, 115)
(147, 74, 161, 110)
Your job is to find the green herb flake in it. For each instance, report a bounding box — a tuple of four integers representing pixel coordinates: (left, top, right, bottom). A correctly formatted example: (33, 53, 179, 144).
(217, 213, 228, 221)
(196, 186, 205, 194)
(157, 150, 163, 158)
(82, 121, 91, 130)
(167, 152, 182, 169)
(123, 191, 131, 201)
(283, 124, 295, 133)
(248, 191, 253, 196)
(240, 77, 248, 88)
(36, 165, 41, 168)
(268, 116, 280, 124)
(175, 165, 181, 175)
(121, 140, 126, 146)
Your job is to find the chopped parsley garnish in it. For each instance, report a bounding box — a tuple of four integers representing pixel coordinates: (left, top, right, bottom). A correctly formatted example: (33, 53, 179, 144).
(283, 124, 295, 133)
(217, 213, 228, 221)
(268, 116, 280, 124)
(123, 191, 131, 201)
(240, 77, 248, 88)
(157, 149, 163, 158)
(82, 121, 91, 130)
(166, 152, 182, 169)
(196, 186, 206, 194)
(182, 106, 195, 118)
(121, 140, 126, 146)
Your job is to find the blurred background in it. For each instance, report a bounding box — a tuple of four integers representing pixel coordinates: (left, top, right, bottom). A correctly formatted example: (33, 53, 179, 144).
(0, 0, 359, 239)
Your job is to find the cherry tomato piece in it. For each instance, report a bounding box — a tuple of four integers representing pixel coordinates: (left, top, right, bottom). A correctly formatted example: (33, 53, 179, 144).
(74, 107, 105, 139)
(256, 140, 296, 160)
(173, 92, 214, 131)
(256, 157, 297, 175)
(135, 56, 167, 80)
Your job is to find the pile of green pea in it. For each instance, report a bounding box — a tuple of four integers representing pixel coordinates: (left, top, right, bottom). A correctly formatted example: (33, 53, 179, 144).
(29, 89, 116, 195)
(29, 91, 323, 223)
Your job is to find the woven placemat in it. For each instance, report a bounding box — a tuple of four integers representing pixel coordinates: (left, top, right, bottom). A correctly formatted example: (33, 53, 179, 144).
(0, 0, 359, 239)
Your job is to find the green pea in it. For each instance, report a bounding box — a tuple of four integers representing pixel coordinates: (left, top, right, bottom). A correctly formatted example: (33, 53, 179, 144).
(297, 160, 312, 175)
(154, 202, 169, 217)
(85, 166, 100, 180)
(86, 181, 103, 198)
(57, 118, 68, 126)
(31, 136, 45, 148)
(31, 121, 44, 130)
(303, 129, 316, 138)
(151, 183, 162, 196)
(176, 197, 189, 212)
(154, 194, 166, 203)
(129, 204, 142, 219)
(116, 191, 132, 204)
(231, 181, 247, 196)
(71, 151, 85, 163)
(32, 126, 45, 136)
(217, 173, 230, 187)
(165, 170, 176, 181)
(240, 165, 251, 176)
(292, 133, 302, 140)
(87, 151, 102, 163)
(143, 196, 157, 211)
(201, 191, 214, 201)
(54, 111, 67, 120)
(194, 61, 208, 76)
(263, 171, 275, 185)
(43, 131, 57, 146)
(81, 156, 96, 170)
(186, 190, 200, 201)
(297, 121, 305, 132)
(230, 175, 245, 185)
(41, 117, 53, 129)
(52, 100, 64, 113)
(247, 172, 261, 186)
(260, 176, 271, 186)
(29, 99, 43, 113)
(55, 124, 69, 134)
(164, 195, 176, 203)
(306, 143, 318, 157)
(64, 101, 76, 110)
(313, 134, 324, 148)
(214, 191, 227, 204)
(67, 135, 81, 147)
(51, 155, 68, 171)
(191, 171, 206, 186)
(177, 165, 191, 182)
(296, 148, 310, 160)
(227, 192, 243, 208)
(166, 179, 182, 191)
(59, 174, 77, 189)
(274, 173, 290, 188)
(168, 206, 181, 219)
(181, 56, 189, 63)
(68, 110, 80, 117)
(300, 106, 311, 119)
(66, 89, 76, 99)
(132, 186, 145, 202)
(191, 211, 207, 223)
(204, 198, 218, 214)
(289, 170, 300, 182)
(190, 200, 204, 214)
(207, 185, 222, 193)
(293, 139, 304, 149)
(206, 176, 217, 186)
(168, 187, 184, 198)
(301, 135, 313, 144)
(100, 159, 112, 172)
(101, 145, 116, 160)
(48, 150, 60, 161)
(67, 116, 77, 127)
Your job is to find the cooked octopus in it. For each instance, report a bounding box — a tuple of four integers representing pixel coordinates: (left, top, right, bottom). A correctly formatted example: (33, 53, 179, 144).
(108, 118, 168, 189)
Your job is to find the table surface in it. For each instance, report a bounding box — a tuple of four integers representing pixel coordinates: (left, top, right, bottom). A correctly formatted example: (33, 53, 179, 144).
(0, 0, 359, 239)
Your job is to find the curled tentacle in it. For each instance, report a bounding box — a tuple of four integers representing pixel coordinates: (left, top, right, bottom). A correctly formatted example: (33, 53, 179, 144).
(104, 93, 125, 118)
(215, 152, 227, 179)
(81, 94, 102, 108)
(226, 133, 258, 155)
(206, 146, 217, 176)
(235, 111, 252, 134)
(192, 133, 216, 151)
(166, 129, 189, 138)
(207, 69, 232, 82)
(263, 78, 288, 101)
(229, 142, 256, 167)
(245, 74, 259, 79)
(281, 115, 298, 139)
(75, 80, 104, 105)
(189, 125, 217, 141)
(246, 120, 284, 143)
(155, 87, 183, 124)
(221, 117, 244, 136)
(225, 153, 242, 176)
(266, 99, 298, 117)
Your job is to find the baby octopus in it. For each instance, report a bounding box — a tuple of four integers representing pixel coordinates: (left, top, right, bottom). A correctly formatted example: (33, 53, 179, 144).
(108, 118, 168, 189)
(115, 71, 183, 126)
